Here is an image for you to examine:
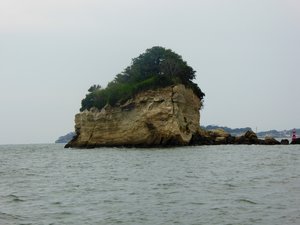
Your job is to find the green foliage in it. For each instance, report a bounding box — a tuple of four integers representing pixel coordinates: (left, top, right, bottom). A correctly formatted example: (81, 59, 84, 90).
(88, 84, 101, 92)
(80, 46, 205, 111)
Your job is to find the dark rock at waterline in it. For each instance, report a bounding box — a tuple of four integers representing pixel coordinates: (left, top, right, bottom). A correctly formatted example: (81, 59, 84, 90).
(66, 125, 291, 147)
(190, 132, 214, 145)
(244, 130, 258, 140)
(291, 138, 300, 144)
(234, 130, 260, 145)
(193, 129, 288, 146)
(280, 139, 289, 145)
(264, 137, 281, 145)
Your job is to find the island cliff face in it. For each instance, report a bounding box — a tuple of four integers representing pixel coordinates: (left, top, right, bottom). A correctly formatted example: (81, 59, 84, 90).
(66, 85, 201, 148)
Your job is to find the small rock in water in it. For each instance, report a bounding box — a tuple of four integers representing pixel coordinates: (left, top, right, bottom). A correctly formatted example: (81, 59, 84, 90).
(264, 136, 281, 145)
(280, 139, 289, 145)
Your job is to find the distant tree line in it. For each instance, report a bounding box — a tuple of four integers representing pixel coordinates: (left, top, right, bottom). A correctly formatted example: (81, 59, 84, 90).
(203, 125, 253, 134)
(80, 46, 205, 111)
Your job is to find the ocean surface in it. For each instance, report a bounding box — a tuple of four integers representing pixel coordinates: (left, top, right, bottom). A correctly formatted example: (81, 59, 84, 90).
(0, 144, 300, 225)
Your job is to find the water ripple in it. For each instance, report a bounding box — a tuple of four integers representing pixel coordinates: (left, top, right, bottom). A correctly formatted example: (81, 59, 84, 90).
(0, 144, 299, 225)
(236, 198, 258, 205)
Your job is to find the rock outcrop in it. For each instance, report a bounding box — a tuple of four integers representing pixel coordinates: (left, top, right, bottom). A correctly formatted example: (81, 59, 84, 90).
(191, 129, 284, 145)
(66, 85, 201, 148)
(65, 84, 291, 148)
(264, 136, 281, 145)
(280, 139, 289, 145)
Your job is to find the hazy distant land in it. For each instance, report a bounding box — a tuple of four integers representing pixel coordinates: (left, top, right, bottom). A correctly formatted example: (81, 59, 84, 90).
(55, 132, 76, 144)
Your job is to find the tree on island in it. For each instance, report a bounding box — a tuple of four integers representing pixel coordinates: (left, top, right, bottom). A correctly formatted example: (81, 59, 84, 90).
(80, 46, 205, 111)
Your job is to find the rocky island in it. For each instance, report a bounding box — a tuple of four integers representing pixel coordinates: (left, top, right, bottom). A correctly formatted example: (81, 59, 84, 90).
(66, 46, 293, 148)
(66, 46, 205, 148)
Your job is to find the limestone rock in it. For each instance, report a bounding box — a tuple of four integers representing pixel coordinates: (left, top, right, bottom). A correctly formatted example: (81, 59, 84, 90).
(210, 129, 231, 145)
(66, 85, 201, 148)
(210, 129, 230, 138)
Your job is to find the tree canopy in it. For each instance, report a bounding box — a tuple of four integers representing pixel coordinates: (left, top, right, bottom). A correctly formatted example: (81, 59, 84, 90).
(80, 46, 205, 111)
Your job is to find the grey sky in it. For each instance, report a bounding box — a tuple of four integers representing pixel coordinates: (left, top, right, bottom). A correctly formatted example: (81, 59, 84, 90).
(0, 0, 299, 144)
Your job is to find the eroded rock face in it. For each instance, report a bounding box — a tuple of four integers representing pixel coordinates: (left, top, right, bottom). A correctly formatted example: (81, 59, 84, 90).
(66, 85, 201, 148)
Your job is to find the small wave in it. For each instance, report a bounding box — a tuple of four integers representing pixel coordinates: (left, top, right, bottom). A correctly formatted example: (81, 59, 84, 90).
(224, 183, 237, 188)
(0, 212, 18, 220)
(157, 182, 178, 187)
(190, 202, 205, 206)
(185, 175, 199, 179)
(236, 198, 257, 204)
(0, 211, 27, 223)
(51, 201, 62, 205)
(103, 199, 123, 204)
(6, 194, 25, 202)
(58, 211, 73, 216)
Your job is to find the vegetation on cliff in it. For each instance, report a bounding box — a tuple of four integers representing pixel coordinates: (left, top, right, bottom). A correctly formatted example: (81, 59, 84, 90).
(80, 46, 205, 111)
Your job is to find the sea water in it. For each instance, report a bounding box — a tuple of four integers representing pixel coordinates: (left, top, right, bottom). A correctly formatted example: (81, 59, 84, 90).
(0, 144, 299, 225)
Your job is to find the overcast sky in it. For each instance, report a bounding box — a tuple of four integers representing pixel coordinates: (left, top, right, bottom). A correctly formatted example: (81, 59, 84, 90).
(0, 0, 299, 144)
